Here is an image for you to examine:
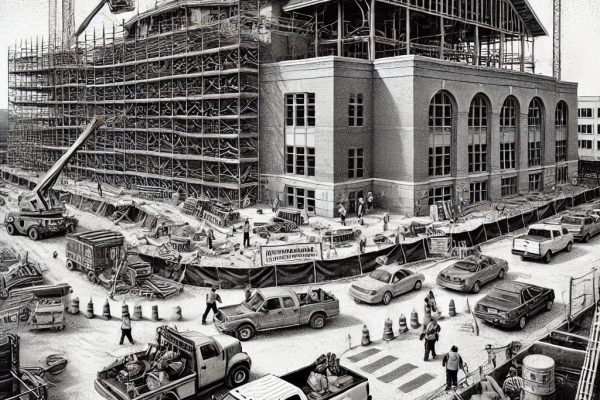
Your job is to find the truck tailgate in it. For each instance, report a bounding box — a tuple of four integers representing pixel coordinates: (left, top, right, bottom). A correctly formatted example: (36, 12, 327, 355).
(513, 238, 540, 254)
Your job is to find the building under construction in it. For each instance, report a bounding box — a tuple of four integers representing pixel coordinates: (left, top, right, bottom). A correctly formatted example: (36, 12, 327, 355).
(8, 0, 579, 216)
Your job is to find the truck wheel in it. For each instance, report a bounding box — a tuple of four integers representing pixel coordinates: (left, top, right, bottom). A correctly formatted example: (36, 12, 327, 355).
(227, 364, 250, 387)
(87, 271, 98, 284)
(5, 224, 15, 236)
(66, 260, 76, 271)
(497, 269, 505, 279)
(309, 313, 326, 329)
(413, 280, 422, 290)
(27, 227, 40, 241)
(566, 241, 574, 251)
(382, 291, 393, 305)
(518, 316, 527, 330)
(236, 324, 255, 341)
(543, 251, 552, 264)
(472, 281, 481, 293)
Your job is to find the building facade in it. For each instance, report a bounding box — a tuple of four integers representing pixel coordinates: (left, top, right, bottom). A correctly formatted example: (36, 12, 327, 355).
(577, 96, 600, 161)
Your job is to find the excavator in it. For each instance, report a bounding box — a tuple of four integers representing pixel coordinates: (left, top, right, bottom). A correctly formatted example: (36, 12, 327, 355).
(4, 117, 106, 240)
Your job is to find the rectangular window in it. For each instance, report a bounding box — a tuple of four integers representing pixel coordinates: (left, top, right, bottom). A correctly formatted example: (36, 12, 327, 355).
(555, 166, 568, 184)
(285, 93, 316, 177)
(555, 140, 567, 162)
(287, 186, 316, 212)
(469, 181, 488, 204)
(348, 148, 364, 178)
(500, 142, 516, 169)
(468, 143, 487, 173)
(578, 108, 593, 118)
(528, 173, 542, 192)
(579, 140, 593, 149)
(348, 94, 364, 127)
(528, 141, 542, 167)
(428, 186, 452, 205)
(429, 146, 451, 176)
(285, 146, 314, 176)
(578, 124, 594, 134)
(286, 93, 315, 127)
(501, 176, 517, 197)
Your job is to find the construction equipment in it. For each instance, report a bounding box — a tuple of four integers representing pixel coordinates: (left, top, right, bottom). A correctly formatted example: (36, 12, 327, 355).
(0, 333, 50, 399)
(0, 256, 44, 299)
(575, 301, 600, 400)
(74, 0, 134, 39)
(4, 117, 106, 240)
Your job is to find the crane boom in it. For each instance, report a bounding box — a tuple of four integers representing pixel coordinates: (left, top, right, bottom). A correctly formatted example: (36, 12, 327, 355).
(18, 116, 106, 212)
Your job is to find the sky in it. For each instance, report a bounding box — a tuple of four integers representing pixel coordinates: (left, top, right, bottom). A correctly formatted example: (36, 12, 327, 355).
(0, 0, 599, 110)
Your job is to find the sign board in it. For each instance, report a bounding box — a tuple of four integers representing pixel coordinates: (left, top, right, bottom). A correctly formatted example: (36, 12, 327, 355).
(428, 235, 451, 256)
(260, 243, 322, 266)
(201, 209, 226, 227)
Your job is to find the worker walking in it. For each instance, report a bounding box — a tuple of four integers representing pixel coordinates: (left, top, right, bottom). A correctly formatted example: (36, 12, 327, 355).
(442, 345, 463, 390)
(338, 203, 347, 226)
(202, 286, 222, 324)
(243, 218, 251, 248)
(502, 367, 524, 400)
(119, 314, 134, 345)
(421, 318, 441, 361)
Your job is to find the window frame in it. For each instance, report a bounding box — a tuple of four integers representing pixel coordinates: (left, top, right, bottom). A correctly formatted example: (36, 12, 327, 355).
(287, 186, 316, 213)
(428, 92, 453, 177)
(555, 102, 568, 162)
(348, 147, 364, 179)
(527, 98, 544, 167)
(428, 185, 453, 205)
(500, 97, 518, 170)
(469, 181, 488, 204)
(468, 96, 488, 173)
(348, 93, 364, 127)
(528, 172, 542, 192)
(501, 176, 517, 197)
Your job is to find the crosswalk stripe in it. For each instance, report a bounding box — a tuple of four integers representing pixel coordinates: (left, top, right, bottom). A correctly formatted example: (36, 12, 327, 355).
(347, 348, 381, 362)
(361, 355, 398, 374)
(398, 373, 436, 393)
(378, 363, 418, 383)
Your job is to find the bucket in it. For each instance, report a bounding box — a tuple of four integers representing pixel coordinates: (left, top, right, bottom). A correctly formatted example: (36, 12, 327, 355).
(522, 354, 555, 396)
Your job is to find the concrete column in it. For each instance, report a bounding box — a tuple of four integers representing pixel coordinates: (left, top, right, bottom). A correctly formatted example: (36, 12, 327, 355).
(455, 111, 469, 178)
(439, 16, 445, 59)
(406, 8, 410, 55)
(518, 111, 530, 192)
(369, 0, 376, 61)
(337, 0, 343, 56)
(489, 111, 501, 174)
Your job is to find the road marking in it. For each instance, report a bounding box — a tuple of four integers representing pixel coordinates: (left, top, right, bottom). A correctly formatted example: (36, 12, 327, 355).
(347, 348, 382, 362)
(398, 373, 436, 393)
(361, 355, 398, 374)
(378, 363, 418, 383)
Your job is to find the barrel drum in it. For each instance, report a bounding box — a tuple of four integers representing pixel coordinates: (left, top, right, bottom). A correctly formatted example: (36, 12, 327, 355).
(522, 354, 556, 400)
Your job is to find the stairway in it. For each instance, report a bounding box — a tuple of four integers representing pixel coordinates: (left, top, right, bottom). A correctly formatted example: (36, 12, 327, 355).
(575, 301, 600, 400)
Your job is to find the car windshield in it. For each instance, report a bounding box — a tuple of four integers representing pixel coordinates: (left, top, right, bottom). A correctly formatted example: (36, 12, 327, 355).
(528, 229, 552, 238)
(561, 216, 583, 225)
(454, 261, 478, 272)
(488, 289, 521, 304)
(369, 269, 391, 283)
(243, 293, 264, 311)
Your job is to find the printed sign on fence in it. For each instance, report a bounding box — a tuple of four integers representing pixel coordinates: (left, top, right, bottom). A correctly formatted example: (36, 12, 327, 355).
(428, 235, 451, 256)
(260, 243, 322, 266)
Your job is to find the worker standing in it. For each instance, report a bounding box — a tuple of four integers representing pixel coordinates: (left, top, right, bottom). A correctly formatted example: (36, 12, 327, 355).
(338, 203, 347, 226)
(97, 180, 103, 197)
(421, 318, 441, 361)
(357, 198, 365, 225)
(119, 314, 134, 345)
(366, 192, 374, 213)
(207, 228, 215, 250)
(502, 367, 524, 400)
(359, 233, 367, 254)
(383, 212, 390, 231)
(243, 218, 251, 248)
(442, 345, 463, 390)
(202, 286, 222, 324)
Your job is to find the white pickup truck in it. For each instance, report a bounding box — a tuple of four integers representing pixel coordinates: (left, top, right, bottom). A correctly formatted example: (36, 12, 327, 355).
(512, 223, 573, 263)
(217, 363, 371, 400)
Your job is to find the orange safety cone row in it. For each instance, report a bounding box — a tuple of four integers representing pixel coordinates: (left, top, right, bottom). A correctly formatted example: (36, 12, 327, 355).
(383, 318, 394, 341)
(398, 314, 409, 333)
(410, 309, 420, 329)
(70, 296, 79, 315)
(361, 324, 371, 346)
(132, 304, 142, 320)
(102, 299, 112, 320)
(449, 299, 456, 317)
(86, 298, 94, 319)
(151, 305, 160, 321)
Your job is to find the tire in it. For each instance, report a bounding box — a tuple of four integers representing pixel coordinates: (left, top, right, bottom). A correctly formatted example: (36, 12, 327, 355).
(546, 300, 554, 311)
(66, 260, 76, 271)
(87, 271, 97, 284)
(227, 364, 250, 388)
(518, 316, 527, 330)
(235, 324, 255, 341)
(566, 241, 573, 252)
(309, 313, 326, 329)
(5, 224, 15, 236)
(543, 251, 552, 264)
(414, 281, 422, 290)
(498, 269, 505, 279)
(353, 298, 362, 304)
(27, 227, 40, 241)
(472, 281, 481, 294)
(382, 291, 393, 305)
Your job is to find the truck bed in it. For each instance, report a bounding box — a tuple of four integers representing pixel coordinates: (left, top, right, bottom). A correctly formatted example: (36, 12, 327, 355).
(280, 364, 368, 400)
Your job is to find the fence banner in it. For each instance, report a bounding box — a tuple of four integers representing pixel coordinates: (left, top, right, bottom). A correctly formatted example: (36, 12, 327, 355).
(537, 203, 556, 221)
(260, 243, 322, 266)
(555, 198, 567, 213)
(574, 193, 585, 206)
(403, 239, 427, 263)
(470, 225, 486, 246)
(498, 218, 509, 235)
(521, 210, 537, 227)
(483, 221, 501, 240)
(250, 266, 277, 288)
(275, 263, 316, 286)
(451, 231, 472, 247)
(218, 268, 251, 289)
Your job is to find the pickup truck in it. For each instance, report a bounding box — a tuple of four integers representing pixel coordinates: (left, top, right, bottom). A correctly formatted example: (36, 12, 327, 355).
(560, 213, 600, 242)
(218, 362, 371, 400)
(214, 287, 340, 341)
(512, 223, 573, 263)
(95, 326, 252, 400)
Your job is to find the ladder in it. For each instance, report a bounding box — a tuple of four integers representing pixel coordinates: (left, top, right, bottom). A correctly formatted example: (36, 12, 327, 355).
(576, 301, 600, 400)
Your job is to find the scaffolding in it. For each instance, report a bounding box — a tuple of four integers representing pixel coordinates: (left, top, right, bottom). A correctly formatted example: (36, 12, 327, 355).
(8, 0, 260, 207)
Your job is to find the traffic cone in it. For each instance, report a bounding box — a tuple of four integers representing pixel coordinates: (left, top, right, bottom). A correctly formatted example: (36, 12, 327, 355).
(86, 298, 94, 319)
(102, 299, 112, 320)
(173, 306, 182, 321)
(465, 298, 471, 314)
(152, 305, 160, 321)
(70, 296, 79, 315)
(361, 324, 371, 346)
(398, 314, 408, 333)
(121, 303, 130, 318)
(383, 318, 394, 341)
(410, 309, 420, 329)
(449, 299, 456, 317)
(132, 304, 142, 320)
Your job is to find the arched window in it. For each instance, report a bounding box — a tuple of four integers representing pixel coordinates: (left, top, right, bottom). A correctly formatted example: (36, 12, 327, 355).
(468, 95, 488, 173)
(555, 101, 568, 162)
(428, 92, 453, 176)
(528, 98, 544, 167)
(500, 97, 518, 170)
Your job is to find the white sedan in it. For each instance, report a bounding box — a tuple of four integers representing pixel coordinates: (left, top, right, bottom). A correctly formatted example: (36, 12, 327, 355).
(349, 265, 425, 305)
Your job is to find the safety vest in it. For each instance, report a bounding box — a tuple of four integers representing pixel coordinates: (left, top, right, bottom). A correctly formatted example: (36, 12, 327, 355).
(446, 351, 460, 370)
(425, 322, 439, 340)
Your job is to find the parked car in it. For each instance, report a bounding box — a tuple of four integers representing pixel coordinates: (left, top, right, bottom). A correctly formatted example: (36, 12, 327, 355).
(560, 213, 600, 242)
(349, 265, 424, 305)
(436, 255, 508, 293)
(217, 361, 372, 400)
(473, 281, 554, 329)
(214, 287, 339, 341)
(512, 223, 573, 263)
(95, 326, 252, 400)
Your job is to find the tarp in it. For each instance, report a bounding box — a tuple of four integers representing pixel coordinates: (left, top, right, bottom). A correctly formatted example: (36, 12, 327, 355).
(403, 239, 427, 263)
(275, 263, 315, 286)
(498, 218, 509, 235)
(483, 221, 501, 240)
(537, 203, 556, 221)
(555, 198, 567, 213)
(521, 210, 537, 227)
(470, 225, 486, 246)
(451, 231, 472, 247)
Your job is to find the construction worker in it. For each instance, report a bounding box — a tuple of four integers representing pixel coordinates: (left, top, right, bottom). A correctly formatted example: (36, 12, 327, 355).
(383, 212, 390, 231)
(119, 314, 134, 345)
(442, 345, 463, 390)
(366, 192, 374, 213)
(422, 318, 441, 361)
(338, 203, 347, 226)
(359, 233, 367, 254)
(502, 367, 524, 400)
(357, 198, 365, 225)
(202, 286, 222, 324)
(207, 228, 215, 250)
(97, 180, 103, 197)
(243, 218, 251, 248)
